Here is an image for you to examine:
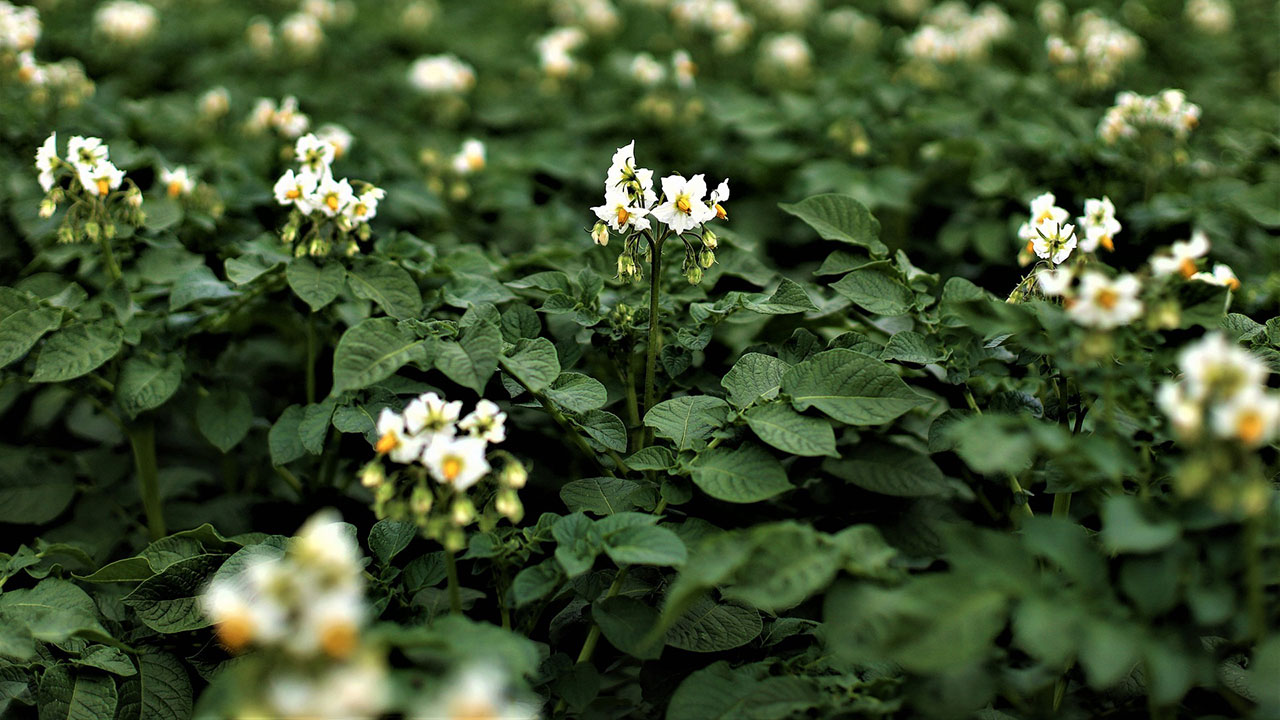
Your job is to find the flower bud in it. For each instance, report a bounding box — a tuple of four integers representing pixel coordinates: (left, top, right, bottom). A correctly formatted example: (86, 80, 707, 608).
(501, 461, 528, 489)
(102, 223, 116, 240)
(699, 247, 715, 269)
(281, 223, 298, 245)
(57, 225, 76, 244)
(701, 227, 717, 250)
(451, 496, 476, 526)
(357, 223, 371, 241)
(495, 489, 523, 523)
(39, 197, 57, 218)
(126, 190, 143, 208)
(685, 263, 703, 284)
(359, 461, 385, 488)
(592, 221, 609, 247)
(617, 252, 636, 279)
(309, 237, 330, 257)
(84, 222, 100, 240)
(411, 485, 434, 515)
(443, 528, 466, 552)
(344, 239, 360, 256)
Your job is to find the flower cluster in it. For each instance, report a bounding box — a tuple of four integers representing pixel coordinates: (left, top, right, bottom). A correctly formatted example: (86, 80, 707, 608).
(0, 1, 38, 52)
(408, 53, 476, 95)
(537, 27, 587, 79)
(201, 512, 389, 719)
(549, 0, 620, 35)
(670, 0, 754, 54)
(901, 2, 1012, 64)
(1043, 9, 1141, 89)
(1016, 192, 1079, 265)
(1148, 230, 1238, 290)
(1039, 268, 1144, 330)
(418, 664, 539, 720)
(758, 33, 812, 80)
(362, 393, 527, 551)
(630, 49, 697, 89)
(246, 95, 310, 138)
(590, 141, 730, 284)
(1098, 89, 1201, 145)
(274, 132, 384, 258)
(34, 133, 144, 244)
(93, 0, 158, 45)
(3, 3, 95, 107)
(1159, 334, 1280, 452)
(1185, 0, 1233, 35)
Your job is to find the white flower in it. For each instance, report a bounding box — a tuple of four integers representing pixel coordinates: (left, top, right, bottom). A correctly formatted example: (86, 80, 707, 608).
(423, 434, 490, 491)
(316, 123, 353, 159)
(35, 132, 58, 192)
(672, 49, 696, 87)
(451, 139, 486, 175)
(77, 161, 125, 197)
(67, 135, 108, 171)
(630, 53, 666, 86)
(280, 11, 324, 54)
(273, 95, 310, 138)
(295, 133, 335, 175)
(1037, 266, 1074, 296)
(312, 174, 354, 217)
(273, 169, 319, 213)
(708, 178, 730, 220)
(1017, 192, 1070, 242)
(761, 33, 812, 74)
(403, 392, 463, 437)
(652, 173, 716, 234)
(537, 27, 586, 78)
(94, 0, 157, 44)
(459, 400, 507, 444)
(1157, 381, 1202, 440)
(294, 590, 364, 659)
(344, 187, 384, 224)
(198, 86, 230, 119)
(374, 408, 428, 464)
(408, 54, 476, 94)
(159, 166, 194, 197)
(605, 141, 656, 207)
(1028, 221, 1077, 265)
(1068, 272, 1142, 328)
(1077, 196, 1120, 252)
(1212, 387, 1280, 448)
(246, 98, 278, 133)
(1178, 333, 1268, 403)
(201, 565, 288, 651)
(0, 3, 41, 52)
(419, 664, 538, 720)
(1191, 263, 1240, 291)
(1150, 230, 1210, 278)
(592, 186, 651, 233)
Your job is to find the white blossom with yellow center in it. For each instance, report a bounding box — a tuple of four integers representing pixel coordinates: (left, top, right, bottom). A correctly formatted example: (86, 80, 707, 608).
(1150, 230, 1210, 279)
(159, 166, 195, 197)
(1067, 272, 1141, 328)
(423, 434, 491, 491)
(273, 169, 319, 214)
(374, 408, 428, 464)
(459, 399, 507, 444)
(652, 173, 716, 235)
(311, 173, 354, 217)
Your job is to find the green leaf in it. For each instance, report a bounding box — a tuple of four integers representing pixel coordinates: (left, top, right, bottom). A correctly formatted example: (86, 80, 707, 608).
(0, 578, 110, 644)
(881, 331, 945, 365)
(830, 269, 913, 316)
(142, 197, 183, 231)
(743, 279, 818, 315)
(1101, 496, 1180, 553)
(74, 647, 135, 677)
(123, 554, 226, 633)
(332, 318, 433, 394)
(744, 402, 837, 457)
(285, 259, 346, 312)
(576, 410, 628, 453)
(644, 396, 730, 451)
(499, 338, 561, 394)
(116, 356, 183, 419)
(31, 321, 123, 383)
(224, 255, 278, 286)
(603, 525, 687, 567)
(0, 305, 62, 369)
(665, 595, 762, 652)
(593, 596, 662, 660)
(434, 321, 501, 395)
(268, 405, 307, 466)
(0, 452, 76, 525)
(667, 662, 819, 720)
(195, 389, 252, 453)
(626, 446, 675, 471)
(782, 349, 925, 426)
(168, 267, 237, 312)
(690, 443, 792, 503)
(37, 665, 117, 720)
(560, 477, 642, 516)
(824, 442, 956, 497)
(779, 194, 886, 256)
(368, 520, 415, 565)
(552, 513, 602, 577)
(512, 560, 562, 607)
(347, 258, 423, 319)
(721, 353, 789, 408)
(544, 373, 607, 413)
(298, 399, 336, 454)
(0, 622, 35, 661)
(132, 653, 192, 720)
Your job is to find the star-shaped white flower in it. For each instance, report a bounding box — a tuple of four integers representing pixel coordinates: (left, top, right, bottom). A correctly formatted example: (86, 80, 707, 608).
(1068, 272, 1142, 329)
(373, 408, 428, 465)
(652, 173, 716, 235)
(592, 186, 651, 233)
(423, 434, 491, 491)
(312, 174, 354, 217)
(459, 400, 507, 444)
(295, 133, 335, 176)
(274, 169, 319, 214)
(1077, 196, 1120, 252)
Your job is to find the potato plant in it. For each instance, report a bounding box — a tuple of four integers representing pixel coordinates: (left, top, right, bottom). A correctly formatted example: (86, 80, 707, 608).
(1, 0, 1278, 718)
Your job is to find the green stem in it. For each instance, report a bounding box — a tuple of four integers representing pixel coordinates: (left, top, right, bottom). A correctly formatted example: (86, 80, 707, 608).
(128, 422, 165, 540)
(274, 465, 304, 496)
(623, 354, 641, 452)
(642, 236, 664, 440)
(99, 234, 122, 283)
(445, 549, 462, 616)
(1245, 515, 1266, 639)
(305, 313, 317, 405)
(1051, 492, 1072, 518)
(514, 374, 617, 477)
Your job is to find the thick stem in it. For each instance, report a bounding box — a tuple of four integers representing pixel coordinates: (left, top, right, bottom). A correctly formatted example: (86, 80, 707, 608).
(1051, 492, 1072, 518)
(1245, 515, 1266, 639)
(128, 422, 165, 540)
(445, 549, 462, 616)
(642, 236, 663, 439)
(623, 354, 641, 452)
(305, 313, 317, 405)
(99, 234, 122, 283)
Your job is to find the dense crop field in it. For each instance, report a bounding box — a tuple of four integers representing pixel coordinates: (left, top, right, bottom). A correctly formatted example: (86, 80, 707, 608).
(2, 0, 1279, 717)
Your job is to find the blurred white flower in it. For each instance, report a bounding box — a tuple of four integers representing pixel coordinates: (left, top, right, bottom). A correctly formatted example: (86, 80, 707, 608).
(375, 407, 429, 464)
(159, 166, 194, 197)
(274, 169, 319, 214)
(630, 53, 666, 86)
(459, 399, 507, 444)
(418, 664, 538, 720)
(1212, 388, 1280, 448)
(408, 54, 475, 94)
(403, 392, 463, 437)
(94, 0, 157, 44)
(316, 123, 353, 159)
(1036, 266, 1074, 296)
(1150, 230, 1210, 279)
(1068, 272, 1142, 328)
(451, 139, 486, 175)
(1077, 196, 1120, 252)
(312, 174, 354, 217)
(281, 12, 324, 54)
(0, 2, 41, 52)
(198, 86, 230, 119)
(295, 133, 336, 176)
(35, 132, 58, 192)
(423, 434, 491, 491)
(1191, 263, 1239, 291)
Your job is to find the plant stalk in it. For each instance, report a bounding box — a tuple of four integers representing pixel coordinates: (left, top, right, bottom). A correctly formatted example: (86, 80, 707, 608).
(642, 236, 663, 441)
(445, 549, 462, 616)
(305, 313, 317, 405)
(128, 422, 165, 540)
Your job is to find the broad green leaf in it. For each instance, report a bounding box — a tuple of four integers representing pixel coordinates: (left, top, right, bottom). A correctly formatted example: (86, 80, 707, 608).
(560, 477, 642, 516)
(824, 442, 955, 497)
(74, 647, 135, 677)
(332, 318, 433, 394)
(744, 402, 837, 457)
(114, 652, 192, 720)
(782, 349, 925, 426)
(779, 194, 886, 256)
(603, 525, 687, 567)
(667, 662, 819, 720)
(285, 258, 345, 312)
(576, 410, 628, 453)
(830, 269, 913, 316)
(347, 258, 423, 319)
(434, 321, 501, 395)
(31, 321, 123, 383)
(116, 356, 183, 418)
(195, 389, 252, 453)
(499, 338, 560, 393)
(1101, 496, 1180, 553)
(880, 331, 945, 365)
(593, 596, 662, 660)
(0, 306, 62, 369)
(0, 451, 75, 525)
(0, 578, 110, 644)
(168, 267, 237, 312)
(721, 353, 789, 408)
(268, 405, 307, 466)
(368, 520, 415, 565)
(512, 560, 562, 607)
(544, 372, 607, 413)
(0, 622, 35, 661)
(665, 595, 762, 652)
(644, 396, 730, 450)
(743, 279, 818, 315)
(298, 399, 336, 454)
(37, 665, 117, 720)
(123, 554, 226, 633)
(224, 255, 278, 286)
(690, 443, 792, 503)
(552, 513, 602, 577)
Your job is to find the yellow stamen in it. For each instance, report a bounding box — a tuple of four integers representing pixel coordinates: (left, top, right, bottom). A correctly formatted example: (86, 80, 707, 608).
(714, 203, 727, 220)
(675, 196, 691, 215)
(375, 431, 399, 454)
(1100, 234, 1114, 251)
(1237, 411, 1263, 446)
(1095, 288, 1118, 310)
(320, 621, 358, 659)
(354, 203, 368, 217)
(616, 206, 629, 225)
(286, 188, 302, 200)
(467, 155, 485, 172)
(326, 194, 340, 212)
(1035, 209, 1053, 224)
(1226, 277, 1241, 291)
(442, 456, 462, 482)
(216, 616, 253, 653)
(96, 178, 110, 196)
(167, 181, 183, 197)
(1178, 257, 1197, 279)
(1024, 240, 1035, 254)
